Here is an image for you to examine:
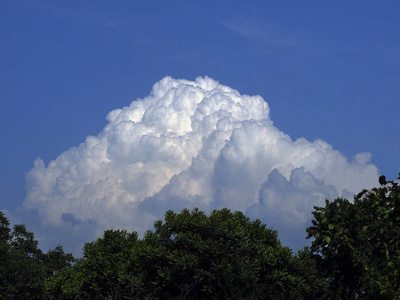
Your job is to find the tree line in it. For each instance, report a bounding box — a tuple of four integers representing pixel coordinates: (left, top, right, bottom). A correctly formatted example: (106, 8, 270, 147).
(1, 174, 399, 299)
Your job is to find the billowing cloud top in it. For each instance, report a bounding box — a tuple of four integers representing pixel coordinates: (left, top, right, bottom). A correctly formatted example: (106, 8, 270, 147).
(23, 76, 378, 253)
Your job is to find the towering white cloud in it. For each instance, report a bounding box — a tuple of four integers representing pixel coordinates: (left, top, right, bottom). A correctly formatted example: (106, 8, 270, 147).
(23, 76, 379, 253)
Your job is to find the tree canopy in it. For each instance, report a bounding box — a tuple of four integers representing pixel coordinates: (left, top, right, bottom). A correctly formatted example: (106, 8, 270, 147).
(307, 174, 400, 299)
(0, 211, 74, 299)
(46, 208, 326, 299)
(1, 173, 399, 299)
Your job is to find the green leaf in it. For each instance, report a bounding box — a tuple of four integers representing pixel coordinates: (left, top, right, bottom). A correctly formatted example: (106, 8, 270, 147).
(324, 236, 331, 243)
(328, 224, 334, 230)
(322, 218, 328, 224)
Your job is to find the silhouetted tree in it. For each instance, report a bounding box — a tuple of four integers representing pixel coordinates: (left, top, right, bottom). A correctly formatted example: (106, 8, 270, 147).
(307, 173, 400, 299)
(0, 212, 74, 299)
(47, 208, 326, 299)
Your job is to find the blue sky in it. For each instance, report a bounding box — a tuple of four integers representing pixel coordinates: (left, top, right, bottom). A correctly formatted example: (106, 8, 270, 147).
(1, 1, 399, 253)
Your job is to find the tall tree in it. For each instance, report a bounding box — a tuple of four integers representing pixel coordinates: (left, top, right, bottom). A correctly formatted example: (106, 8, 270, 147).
(307, 174, 400, 299)
(45, 229, 139, 299)
(0, 212, 12, 298)
(47, 208, 326, 299)
(0, 212, 75, 299)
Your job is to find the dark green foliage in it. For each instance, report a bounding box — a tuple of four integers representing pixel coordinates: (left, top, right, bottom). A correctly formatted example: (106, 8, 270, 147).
(47, 208, 326, 299)
(49, 229, 139, 299)
(307, 173, 400, 299)
(5, 172, 398, 299)
(0, 212, 12, 298)
(6, 224, 47, 299)
(43, 245, 75, 277)
(0, 211, 75, 299)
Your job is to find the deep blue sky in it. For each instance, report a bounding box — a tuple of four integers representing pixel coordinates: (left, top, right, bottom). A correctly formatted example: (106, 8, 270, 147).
(1, 1, 399, 214)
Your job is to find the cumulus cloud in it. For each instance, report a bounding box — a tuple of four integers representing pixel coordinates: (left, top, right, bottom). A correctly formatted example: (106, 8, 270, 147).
(22, 76, 379, 254)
